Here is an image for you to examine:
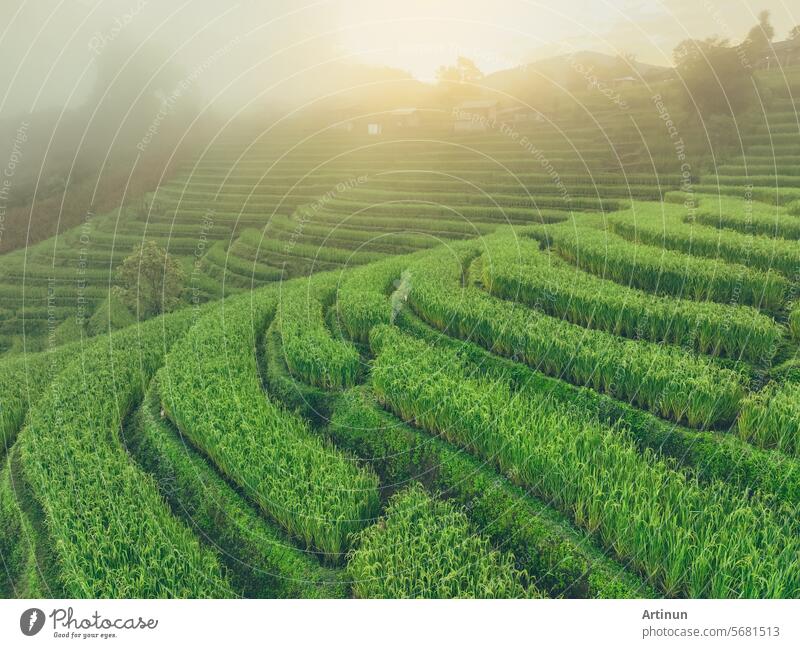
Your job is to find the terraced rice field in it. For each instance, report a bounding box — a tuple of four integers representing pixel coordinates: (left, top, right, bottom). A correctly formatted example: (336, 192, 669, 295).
(1, 70, 800, 599)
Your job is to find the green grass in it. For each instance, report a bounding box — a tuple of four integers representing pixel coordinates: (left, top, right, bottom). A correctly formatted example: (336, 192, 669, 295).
(160, 278, 380, 559)
(329, 388, 654, 598)
(347, 484, 533, 598)
(128, 376, 346, 597)
(481, 232, 782, 364)
(369, 325, 800, 597)
(407, 244, 747, 428)
(531, 221, 788, 310)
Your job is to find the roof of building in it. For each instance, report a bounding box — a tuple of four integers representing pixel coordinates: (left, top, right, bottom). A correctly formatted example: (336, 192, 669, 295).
(772, 39, 800, 53)
(456, 99, 498, 109)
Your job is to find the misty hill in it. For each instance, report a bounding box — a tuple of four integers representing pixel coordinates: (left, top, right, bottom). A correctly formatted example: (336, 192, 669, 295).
(481, 50, 673, 96)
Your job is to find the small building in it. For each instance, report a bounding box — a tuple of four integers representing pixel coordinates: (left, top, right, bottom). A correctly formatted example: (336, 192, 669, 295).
(453, 100, 498, 132)
(362, 108, 423, 136)
(497, 105, 539, 125)
(760, 39, 800, 69)
(612, 76, 640, 89)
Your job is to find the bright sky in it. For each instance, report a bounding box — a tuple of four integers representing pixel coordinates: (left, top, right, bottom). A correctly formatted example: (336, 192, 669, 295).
(334, 0, 800, 78)
(1, 0, 797, 115)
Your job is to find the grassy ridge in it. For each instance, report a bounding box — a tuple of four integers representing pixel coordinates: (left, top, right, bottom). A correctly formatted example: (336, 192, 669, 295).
(128, 376, 346, 597)
(692, 194, 800, 240)
(531, 222, 788, 310)
(608, 202, 800, 279)
(18, 311, 233, 597)
(481, 233, 782, 364)
(329, 388, 653, 598)
(369, 325, 800, 597)
(738, 381, 800, 458)
(347, 484, 533, 599)
(397, 308, 800, 511)
(277, 282, 362, 390)
(160, 280, 380, 559)
(407, 247, 747, 428)
(0, 343, 82, 460)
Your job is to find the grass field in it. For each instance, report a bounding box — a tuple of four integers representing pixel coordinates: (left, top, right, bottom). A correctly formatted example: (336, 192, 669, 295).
(1, 67, 799, 599)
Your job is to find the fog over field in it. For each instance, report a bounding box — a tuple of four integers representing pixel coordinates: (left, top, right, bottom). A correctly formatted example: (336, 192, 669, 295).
(1, 0, 796, 117)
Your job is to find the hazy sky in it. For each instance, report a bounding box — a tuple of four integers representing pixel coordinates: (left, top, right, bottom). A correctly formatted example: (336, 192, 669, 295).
(1, 0, 797, 116)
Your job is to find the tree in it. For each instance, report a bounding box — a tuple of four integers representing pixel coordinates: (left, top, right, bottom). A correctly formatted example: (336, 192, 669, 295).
(743, 10, 775, 63)
(436, 56, 484, 84)
(674, 37, 754, 117)
(789, 25, 800, 42)
(436, 57, 484, 106)
(115, 240, 185, 317)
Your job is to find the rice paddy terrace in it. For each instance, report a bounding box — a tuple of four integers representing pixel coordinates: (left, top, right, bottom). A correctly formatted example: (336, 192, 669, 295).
(2, 73, 800, 598)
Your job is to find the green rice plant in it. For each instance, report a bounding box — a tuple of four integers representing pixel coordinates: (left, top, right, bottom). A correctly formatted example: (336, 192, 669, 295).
(160, 278, 380, 559)
(369, 325, 800, 597)
(347, 484, 533, 598)
(398, 308, 800, 510)
(334, 256, 414, 343)
(277, 281, 362, 390)
(688, 194, 800, 240)
(129, 376, 346, 597)
(329, 388, 653, 598)
(0, 444, 66, 598)
(789, 303, 800, 341)
(481, 233, 782, 364)
(259, 318, 334, 424)
(708, 175, 800, 189)
(689, 184, 800, 206)
(18, 311, 234, 597)
(322, 198, 573, 224)
(608, 201, 800, 280)
(340, 186, 621, 209)
(738, 382, 800, 458)
(534, 222, 788, 310)
(407, 247, 746, 428)
(0, 342, 89, 460)
(233, 228, 386, 267)
(268, 215, 443, 253)
(0, 458, 39, 597)
(86, 293, 136, 337)
(202, 241, 284, 284)
(302, 209, 497, 237)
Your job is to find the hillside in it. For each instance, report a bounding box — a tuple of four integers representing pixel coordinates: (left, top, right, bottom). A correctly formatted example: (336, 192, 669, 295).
(1, 66, 800, 598)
